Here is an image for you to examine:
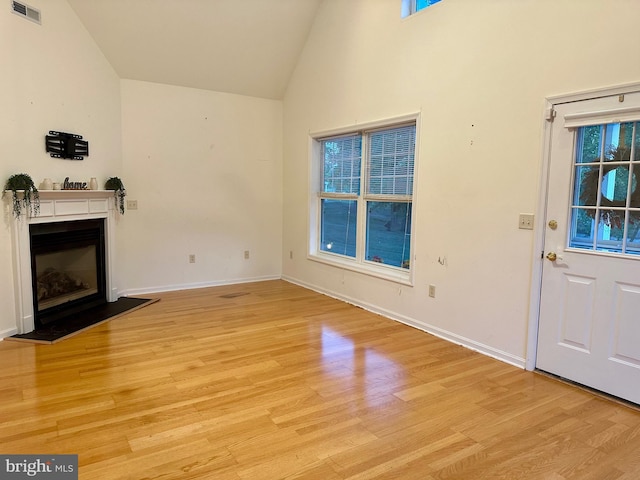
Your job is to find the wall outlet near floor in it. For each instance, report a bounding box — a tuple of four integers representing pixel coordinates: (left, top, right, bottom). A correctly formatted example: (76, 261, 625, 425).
(428, 284, 436, 298)
(127, 199, 138, 210)
(244, 250, 250, 259)
(189, 254, 196, 263)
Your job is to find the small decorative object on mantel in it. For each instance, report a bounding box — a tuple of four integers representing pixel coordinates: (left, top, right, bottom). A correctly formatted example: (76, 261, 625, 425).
(45, 130, 89, 160)
(105, 176, 126, 214)
(89, 177, 98, 190)
(2, 173, 40, 219)
(62, 177, 88, 190)
(41, 177, 53, 190)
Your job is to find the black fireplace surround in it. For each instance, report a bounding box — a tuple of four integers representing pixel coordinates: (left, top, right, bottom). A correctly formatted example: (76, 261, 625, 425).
(30, 219, 107, 328)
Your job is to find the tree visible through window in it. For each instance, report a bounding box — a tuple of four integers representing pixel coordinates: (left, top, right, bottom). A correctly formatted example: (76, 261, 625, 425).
(570, 122, 640, 255)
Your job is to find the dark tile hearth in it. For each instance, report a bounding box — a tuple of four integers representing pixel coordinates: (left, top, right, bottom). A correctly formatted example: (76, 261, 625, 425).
(8, 297, 158, 344)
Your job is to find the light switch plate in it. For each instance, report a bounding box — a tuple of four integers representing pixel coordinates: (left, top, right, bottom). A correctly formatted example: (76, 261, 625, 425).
(519, 214, 534, 230)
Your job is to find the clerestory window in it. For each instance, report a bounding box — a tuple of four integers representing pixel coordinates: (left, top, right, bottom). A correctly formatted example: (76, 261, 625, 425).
(401, 0, 442, 18)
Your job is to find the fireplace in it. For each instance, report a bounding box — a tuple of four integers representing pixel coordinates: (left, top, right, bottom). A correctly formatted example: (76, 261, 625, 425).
(30, 219, 107, 328)
(7, 189, 118, 336)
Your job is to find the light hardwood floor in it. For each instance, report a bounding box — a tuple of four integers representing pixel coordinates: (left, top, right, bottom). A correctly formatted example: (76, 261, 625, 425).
(1, 280, 639, 479)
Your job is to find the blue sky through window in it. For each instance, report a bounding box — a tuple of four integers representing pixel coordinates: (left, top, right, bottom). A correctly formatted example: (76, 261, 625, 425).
(416, 0, 441, 12)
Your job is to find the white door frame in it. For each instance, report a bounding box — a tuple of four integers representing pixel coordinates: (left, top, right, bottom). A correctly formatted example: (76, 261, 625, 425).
(525, 81, 640, 371)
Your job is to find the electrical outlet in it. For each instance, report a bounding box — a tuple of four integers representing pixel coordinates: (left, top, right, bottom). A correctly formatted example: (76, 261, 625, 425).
(428, 284, 436, 298)
(244, 250, 250, 259)
(189, 254, 195, 263)
(127, 199, 138, 210)
(518, 214, 534, 230)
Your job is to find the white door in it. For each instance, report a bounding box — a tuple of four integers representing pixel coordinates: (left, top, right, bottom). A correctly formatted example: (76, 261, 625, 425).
(537, 92, 640, 405)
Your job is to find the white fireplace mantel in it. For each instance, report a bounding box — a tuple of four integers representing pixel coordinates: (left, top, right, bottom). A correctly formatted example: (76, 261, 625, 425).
(9, 190, 119, 335)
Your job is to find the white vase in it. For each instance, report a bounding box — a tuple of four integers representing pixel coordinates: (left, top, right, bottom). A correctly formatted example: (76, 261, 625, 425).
(42, 178, 53, 190)
(89, 177, 98, 190)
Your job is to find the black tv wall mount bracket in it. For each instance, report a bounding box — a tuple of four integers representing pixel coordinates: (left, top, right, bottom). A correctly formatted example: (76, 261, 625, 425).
(45, 131, 89, 160)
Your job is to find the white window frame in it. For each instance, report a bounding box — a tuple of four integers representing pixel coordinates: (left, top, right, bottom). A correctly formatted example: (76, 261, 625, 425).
(308, 114, 420, 285)
(401, 0, 442, 18)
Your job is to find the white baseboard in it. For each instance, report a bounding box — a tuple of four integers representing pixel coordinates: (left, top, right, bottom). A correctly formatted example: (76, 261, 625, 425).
(282, 275, 526, 369)
(119, 275, 282, 297)
(6, 271, 525, 369)
(0, 327, 19, 340)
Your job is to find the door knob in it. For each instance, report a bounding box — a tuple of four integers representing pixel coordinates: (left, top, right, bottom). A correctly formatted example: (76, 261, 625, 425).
(546, 252, 557, 261)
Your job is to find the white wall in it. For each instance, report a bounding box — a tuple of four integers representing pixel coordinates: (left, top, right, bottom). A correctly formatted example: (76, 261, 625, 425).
(0, 0, 122, 337)
(282, 0, 640, 366)
(119, 80, 283, 294)
(0, 2, 284, 338)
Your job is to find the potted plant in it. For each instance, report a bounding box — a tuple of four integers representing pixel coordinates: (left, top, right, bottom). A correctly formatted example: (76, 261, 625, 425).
(2, 173, 40, 219)
(105, 176, 126, 214)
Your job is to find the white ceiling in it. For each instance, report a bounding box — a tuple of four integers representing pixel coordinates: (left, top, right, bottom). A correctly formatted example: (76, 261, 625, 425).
(66, 0, 322, 100)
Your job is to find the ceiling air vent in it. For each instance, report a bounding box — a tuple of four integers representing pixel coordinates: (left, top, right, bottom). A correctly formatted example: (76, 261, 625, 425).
(11, 1, 41, 25)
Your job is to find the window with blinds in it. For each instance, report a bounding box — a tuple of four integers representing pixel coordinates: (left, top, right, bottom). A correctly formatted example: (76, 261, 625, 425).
(367, 125, 415, 198)
(314, 120, 417, 278)
(322, 135, 362, 195)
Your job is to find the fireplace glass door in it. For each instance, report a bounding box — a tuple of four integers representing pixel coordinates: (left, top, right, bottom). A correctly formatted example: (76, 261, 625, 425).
(35, 245, 99, 310)
(30, 219, 106, 327)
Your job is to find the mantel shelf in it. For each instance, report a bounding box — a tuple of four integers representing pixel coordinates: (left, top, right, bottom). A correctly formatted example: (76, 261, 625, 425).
(37, 190, 115, 199)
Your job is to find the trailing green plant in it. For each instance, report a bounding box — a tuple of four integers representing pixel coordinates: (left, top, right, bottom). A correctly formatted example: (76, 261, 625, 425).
(104, 176, 126, 214)
(2, 173, 40, 219)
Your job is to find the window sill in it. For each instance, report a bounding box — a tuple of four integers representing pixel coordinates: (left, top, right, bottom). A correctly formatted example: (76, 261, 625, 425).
(308, 252, 414, 286)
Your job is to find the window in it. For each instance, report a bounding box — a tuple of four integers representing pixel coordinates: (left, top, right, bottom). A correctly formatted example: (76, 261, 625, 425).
(320, 134, 361, 258)
(311, 119, 418, 283)
(401, 0, 442, 18)
(569, 122, 640, 255)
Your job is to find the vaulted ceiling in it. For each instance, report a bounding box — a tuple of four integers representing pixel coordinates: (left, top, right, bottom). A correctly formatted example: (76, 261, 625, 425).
(67, 0, 322, 100)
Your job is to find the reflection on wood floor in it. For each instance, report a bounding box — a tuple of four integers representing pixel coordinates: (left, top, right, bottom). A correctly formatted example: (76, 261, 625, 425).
(1, 280, 639, 479)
